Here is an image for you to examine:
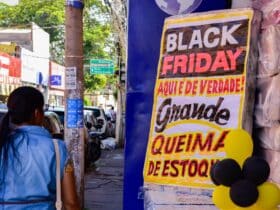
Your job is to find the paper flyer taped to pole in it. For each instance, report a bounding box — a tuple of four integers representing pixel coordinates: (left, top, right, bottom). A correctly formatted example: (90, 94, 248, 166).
(65, 66, 77, 90)
(143, 8, 260, 189)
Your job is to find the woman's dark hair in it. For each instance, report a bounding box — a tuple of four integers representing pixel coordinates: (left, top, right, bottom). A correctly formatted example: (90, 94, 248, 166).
(0, 86, 44, 182)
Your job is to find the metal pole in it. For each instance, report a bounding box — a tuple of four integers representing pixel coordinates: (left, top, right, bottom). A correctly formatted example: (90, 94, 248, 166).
(65, 0, 84, 207)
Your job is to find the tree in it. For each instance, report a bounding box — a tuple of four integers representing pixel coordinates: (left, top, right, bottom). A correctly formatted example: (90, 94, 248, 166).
(103, 0, 127, 65)
(0, 0, 65, 63)
(83, 0, 117, 93)
(0, 0, 117, 92)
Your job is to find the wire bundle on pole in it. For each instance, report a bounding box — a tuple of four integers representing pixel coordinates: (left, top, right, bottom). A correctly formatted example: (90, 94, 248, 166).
(211, 129, 280, 210)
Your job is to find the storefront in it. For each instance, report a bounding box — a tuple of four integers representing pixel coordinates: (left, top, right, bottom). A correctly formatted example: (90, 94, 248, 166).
(0, 51, 21, 102)
(48, 61, 65, 107)
(20, 47, 49, 102)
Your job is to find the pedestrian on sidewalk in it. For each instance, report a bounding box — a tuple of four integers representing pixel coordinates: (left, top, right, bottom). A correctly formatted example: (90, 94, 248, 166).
(0, 86, 80, 210)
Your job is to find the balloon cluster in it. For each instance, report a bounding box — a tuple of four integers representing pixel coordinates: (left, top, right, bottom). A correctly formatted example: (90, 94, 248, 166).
(211, 129, 280, 210)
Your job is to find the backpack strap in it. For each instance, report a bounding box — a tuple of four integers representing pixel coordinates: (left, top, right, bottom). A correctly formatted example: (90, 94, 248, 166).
(52, 139, 62, 210)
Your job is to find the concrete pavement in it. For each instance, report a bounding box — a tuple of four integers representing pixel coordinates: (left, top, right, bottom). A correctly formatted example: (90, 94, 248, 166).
(84, 148, 124, 210)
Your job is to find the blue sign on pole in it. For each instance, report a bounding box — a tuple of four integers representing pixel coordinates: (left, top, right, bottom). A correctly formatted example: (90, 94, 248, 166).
(50, 75, 62, 86)
(67, 99, 84, 128)
(66, 0, 84, 9)
(125, 1, 231, 209)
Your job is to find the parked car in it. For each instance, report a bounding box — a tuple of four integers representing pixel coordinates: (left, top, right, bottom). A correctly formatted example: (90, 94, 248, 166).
(84, 106, 109, 138)
(0, 108, 64, 139)
(47, 106, 64, 124)
(43, 111, 64, 139)
(47, 106, 103, 165)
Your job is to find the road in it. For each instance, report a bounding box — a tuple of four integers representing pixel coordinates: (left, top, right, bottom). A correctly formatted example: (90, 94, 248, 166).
(84, 148, 124, 210)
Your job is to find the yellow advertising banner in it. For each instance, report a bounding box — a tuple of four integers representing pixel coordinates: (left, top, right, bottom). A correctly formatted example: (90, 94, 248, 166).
(143, 9, 254, 188)
(0, 43, 16, 55)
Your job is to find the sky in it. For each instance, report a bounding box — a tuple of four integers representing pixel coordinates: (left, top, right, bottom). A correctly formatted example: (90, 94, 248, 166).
(0, 0, 19, 6)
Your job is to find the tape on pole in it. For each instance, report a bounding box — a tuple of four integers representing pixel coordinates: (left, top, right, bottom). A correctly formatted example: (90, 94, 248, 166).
(66, 0, 84, 9)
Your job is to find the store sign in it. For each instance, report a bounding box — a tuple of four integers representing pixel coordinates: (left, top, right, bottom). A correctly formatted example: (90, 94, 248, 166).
(125, 1, 234, 209)
(143, 9, 253, 188)
(0, 52, 21, 96)
(21, 48, 49, 85)
(50, 61, 65, 89)
(0, 52, 21, 84)
(0, 43, 16, 55)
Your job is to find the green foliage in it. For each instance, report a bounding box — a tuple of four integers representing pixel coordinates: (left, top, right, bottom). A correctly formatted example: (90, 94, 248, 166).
(84, 71, 107, 91)
(84, 95, 91, 106)
(0, 0, 118, 93)
(0, 0, 64, 42)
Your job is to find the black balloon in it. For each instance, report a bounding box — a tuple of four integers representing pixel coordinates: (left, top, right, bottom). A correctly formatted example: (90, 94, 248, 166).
(230, 179, 259, 207)
(210, 161, 220, 186)
(213, 158, 242, 186)
(242, 156, 270, 185)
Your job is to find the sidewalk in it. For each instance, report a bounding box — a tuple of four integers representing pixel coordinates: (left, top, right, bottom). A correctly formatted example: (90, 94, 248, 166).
(84, 148, 124, 210)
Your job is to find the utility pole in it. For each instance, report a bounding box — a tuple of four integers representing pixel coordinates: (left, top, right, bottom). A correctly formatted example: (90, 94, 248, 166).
(65, 0, 84, 207)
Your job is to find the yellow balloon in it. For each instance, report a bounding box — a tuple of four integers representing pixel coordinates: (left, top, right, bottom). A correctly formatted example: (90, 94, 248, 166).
(224, 129, 253, 166)
(229, 204, 278, 210)
(255, 182, 280, 209)
(213, 186, 235, 209)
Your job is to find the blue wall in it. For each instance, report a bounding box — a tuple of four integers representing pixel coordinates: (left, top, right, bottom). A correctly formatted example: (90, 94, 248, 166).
(124, 1, 231, 209)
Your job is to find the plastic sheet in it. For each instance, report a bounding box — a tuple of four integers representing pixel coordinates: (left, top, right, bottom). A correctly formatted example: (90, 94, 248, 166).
(144, 184, 216, 210)
(256, 127, 280, 151)
(258, 25, 280, 77)
(254, 74, 280, 127)
(231, 0, 252, 9)
(264, 149, 280, 185)
(100, 137, 117, 150)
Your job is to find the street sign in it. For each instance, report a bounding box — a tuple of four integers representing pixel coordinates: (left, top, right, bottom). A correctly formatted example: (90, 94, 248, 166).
(90, 59, 114, 74)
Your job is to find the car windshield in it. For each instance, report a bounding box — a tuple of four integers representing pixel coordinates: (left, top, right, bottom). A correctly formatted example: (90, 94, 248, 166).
(84, 107, 101, 118)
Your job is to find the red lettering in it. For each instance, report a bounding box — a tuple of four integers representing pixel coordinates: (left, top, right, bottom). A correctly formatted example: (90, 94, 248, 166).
(207, 80, 213, 94)
(181, 160, 189, 176)
(235, 77, 241, 92)
(198, 159, 209, 177)
(161, 56, 174, 75)
(192, 80, 198, 95)
(157, 82, 164, 95)
(179, 81, 184, 94)
(185, 81, 192, 94)
(188, 160, 198, 177)
(211, 51, 230, 71)
(162, 160, 170, 176)
(175, 135, 186, 153)
(200, 80, 207, 94)
(165, 136, 175, 154)
(154, 161, 161, 176)
(170, 160, 180, 177)
(151, 135, 164, 155)
(213, 130, 229, 151)
(227, 48, 243, 70)
(189, 53, 195, 73)
(174, 55, 188, 74)
(195, 53, 212, 73)
(212, 80, 218, 94)
(147, 161, 155, 175)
